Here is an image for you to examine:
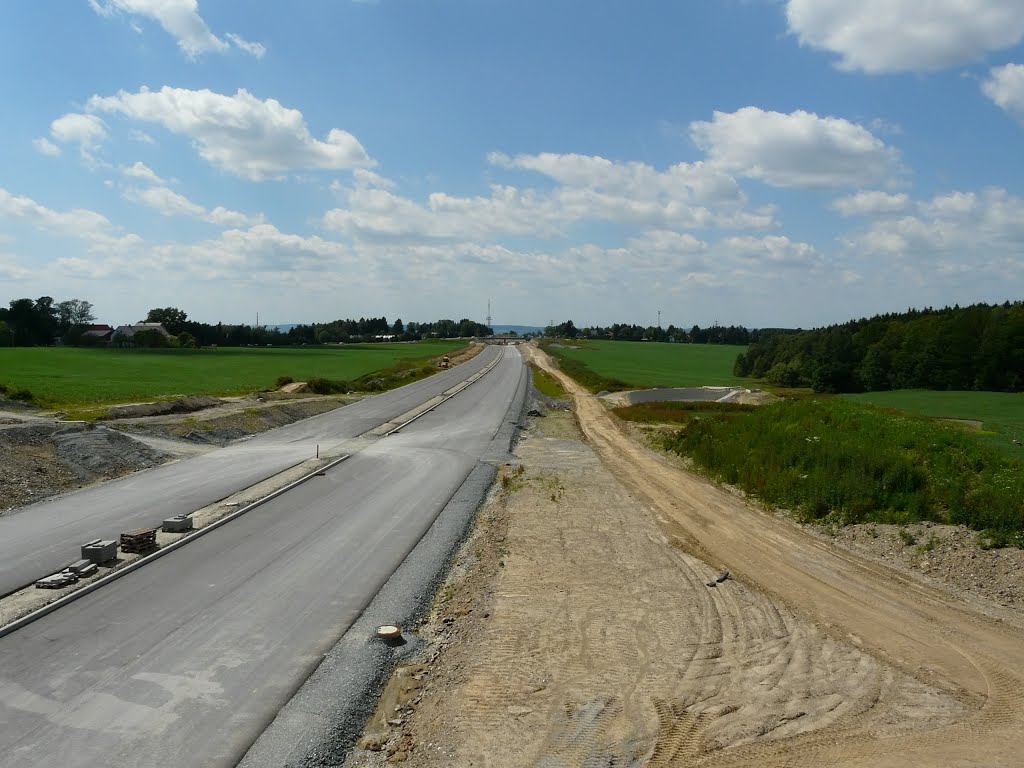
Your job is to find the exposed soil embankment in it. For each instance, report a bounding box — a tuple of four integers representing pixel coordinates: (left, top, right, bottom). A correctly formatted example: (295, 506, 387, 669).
(104, 396, 222, 420)
(0, 423, 167, 514)
(117, 397, 351, 446)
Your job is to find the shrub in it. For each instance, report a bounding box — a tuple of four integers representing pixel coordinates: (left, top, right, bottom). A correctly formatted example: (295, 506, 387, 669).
(307, 377, 351, 395)
(9, 387, 35, 403)
(276, 375, 295, 388)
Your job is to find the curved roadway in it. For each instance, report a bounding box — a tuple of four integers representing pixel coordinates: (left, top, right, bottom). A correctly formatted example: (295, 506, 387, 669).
(0, 347, 501, 596)
(0, 346, 524, 768)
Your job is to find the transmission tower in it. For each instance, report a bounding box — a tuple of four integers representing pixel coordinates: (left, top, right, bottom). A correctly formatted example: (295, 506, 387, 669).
(486, 299, 492, 329)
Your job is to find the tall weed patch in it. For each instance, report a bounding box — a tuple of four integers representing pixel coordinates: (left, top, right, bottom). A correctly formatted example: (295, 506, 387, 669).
(663, 398, 1024, 540)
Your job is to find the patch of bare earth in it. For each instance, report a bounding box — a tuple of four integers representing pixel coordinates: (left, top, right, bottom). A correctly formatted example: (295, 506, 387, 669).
(0, 423, 167, 514)
(114, 396, 356, 445)
(346, 404, 973, 767)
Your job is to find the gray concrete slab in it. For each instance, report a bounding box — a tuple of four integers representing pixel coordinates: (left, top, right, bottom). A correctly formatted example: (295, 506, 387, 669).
(624, 386, 741, 405)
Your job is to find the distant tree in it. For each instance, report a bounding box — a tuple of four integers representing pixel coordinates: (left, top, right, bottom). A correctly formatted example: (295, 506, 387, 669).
(0, 320, 12, 347)
(34, 296, 59, 342)
(177, 331, 197, 349)
(392, 318, 404, 335)
(145, 307, 189, 335)
(56, 299, 96, 333)
(545, 320, 578, 338)
(7, 299, 39, 345)
(133, 328, 170, 348)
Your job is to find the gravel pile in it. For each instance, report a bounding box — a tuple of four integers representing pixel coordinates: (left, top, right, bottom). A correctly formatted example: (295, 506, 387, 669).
(54, 425, 166, 481)
(0, 423, 168, 515)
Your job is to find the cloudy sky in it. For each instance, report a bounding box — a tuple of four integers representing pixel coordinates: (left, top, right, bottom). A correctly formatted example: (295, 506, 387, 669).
(2, 1, 1024, 329)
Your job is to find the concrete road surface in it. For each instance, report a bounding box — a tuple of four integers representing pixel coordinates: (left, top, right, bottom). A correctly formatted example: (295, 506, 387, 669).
(0, 346, 524, 768)
(0, 347, 500, 596)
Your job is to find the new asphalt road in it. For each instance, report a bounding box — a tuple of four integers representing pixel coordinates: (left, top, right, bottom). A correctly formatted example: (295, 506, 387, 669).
(0, 345, 525, 768)
(0, 346, 501, 596)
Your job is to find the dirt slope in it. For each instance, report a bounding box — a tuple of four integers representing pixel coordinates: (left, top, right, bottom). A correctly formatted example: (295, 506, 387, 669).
(522, 344, 1024, 767)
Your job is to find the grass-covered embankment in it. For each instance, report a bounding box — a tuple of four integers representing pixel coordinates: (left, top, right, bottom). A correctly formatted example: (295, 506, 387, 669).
(531, 365, 567, 399)
(661, 398, 1024, 546)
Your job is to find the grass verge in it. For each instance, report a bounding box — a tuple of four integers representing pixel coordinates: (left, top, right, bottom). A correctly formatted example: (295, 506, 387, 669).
(660, 397, 1024, 546)
(531, 365, 567, 399)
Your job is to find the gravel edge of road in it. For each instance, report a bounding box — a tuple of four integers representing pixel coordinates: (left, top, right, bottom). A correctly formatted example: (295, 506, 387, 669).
(238, 352, 529, 768)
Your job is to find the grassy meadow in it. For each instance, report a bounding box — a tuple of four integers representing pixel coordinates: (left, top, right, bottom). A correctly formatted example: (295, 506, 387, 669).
(543, 340, 747, 392)
(843, 390, 1024, 456)
(0, 341, 467, 407)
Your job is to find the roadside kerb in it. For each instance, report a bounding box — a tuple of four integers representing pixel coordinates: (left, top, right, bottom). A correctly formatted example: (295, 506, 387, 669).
(0, 453, 351, 640)
(383, 348, 505, 436)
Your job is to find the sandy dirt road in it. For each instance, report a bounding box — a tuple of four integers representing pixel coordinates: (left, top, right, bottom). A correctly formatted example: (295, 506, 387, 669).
(518, 345, 1024, 767)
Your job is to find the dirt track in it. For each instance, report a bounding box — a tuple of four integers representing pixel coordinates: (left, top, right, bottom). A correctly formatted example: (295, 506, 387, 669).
(349, 346, 1024, 767)
(523, 345, 1024, 767)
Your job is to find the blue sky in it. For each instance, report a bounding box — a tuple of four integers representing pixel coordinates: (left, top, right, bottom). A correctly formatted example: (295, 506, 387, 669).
(2, 1, 1024, 329)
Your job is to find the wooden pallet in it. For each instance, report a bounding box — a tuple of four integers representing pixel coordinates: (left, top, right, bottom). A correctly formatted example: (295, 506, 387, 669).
(120, 527, 158, 554)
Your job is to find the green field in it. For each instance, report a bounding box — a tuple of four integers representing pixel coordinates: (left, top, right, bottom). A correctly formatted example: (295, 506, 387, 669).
(544, 340, 747, 392)
(844, 390, 1024, 455)
(0, 341, 467, 407)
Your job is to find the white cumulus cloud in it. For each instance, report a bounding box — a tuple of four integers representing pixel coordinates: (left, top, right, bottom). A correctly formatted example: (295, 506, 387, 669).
(489, 151, 776, 229)
(122, 185, 261, 226)
(88, 0, 263, 59)
(0, 186, 140, 251)
(0, 253, 31, 280)
(983, 63, 1024, 123)
(225, 33, 266, 59)
(120, 161, 165, 185)
(33, 137, 61, 157)
(719, 235, 822, 268)
(842, 188, 1024, 286)
(786, 0, 1024, 73)
(832, 191, 911, 217)
(87, 86, 373, 180)
(690, 107, 900, 189)
(49, 113, 109, 162)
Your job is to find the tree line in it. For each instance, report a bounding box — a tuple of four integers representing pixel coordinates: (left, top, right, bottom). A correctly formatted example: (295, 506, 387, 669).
(734, 301, 1024, 393)
(0, 297, 492, 348)
(544, 319, 777, 345)
(0, 297, 96, 347)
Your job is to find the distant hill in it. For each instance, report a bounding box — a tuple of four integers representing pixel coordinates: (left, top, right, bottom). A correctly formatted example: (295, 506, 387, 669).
(492, 324, 544, 335)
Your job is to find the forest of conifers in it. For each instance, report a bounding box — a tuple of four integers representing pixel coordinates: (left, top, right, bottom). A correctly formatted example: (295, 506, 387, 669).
(734, 302, 1024, 393)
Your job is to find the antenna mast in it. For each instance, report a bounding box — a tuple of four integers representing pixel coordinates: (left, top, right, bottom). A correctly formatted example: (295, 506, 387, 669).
(486, 299, 492, 329)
